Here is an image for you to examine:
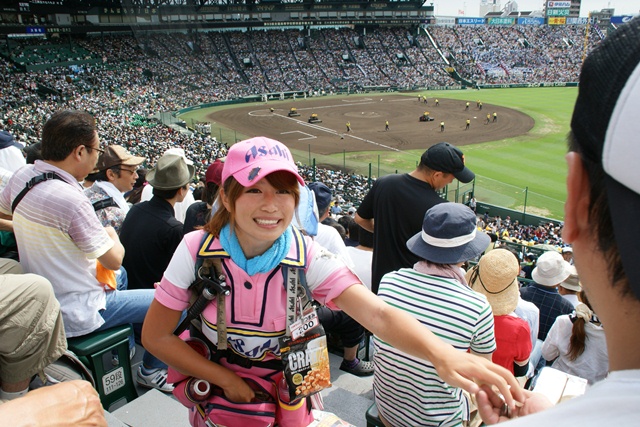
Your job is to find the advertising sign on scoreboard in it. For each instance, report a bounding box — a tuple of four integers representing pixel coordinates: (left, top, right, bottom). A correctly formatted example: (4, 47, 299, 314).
(547, 1, 571, 8)
(547, 9, 570, 16)
(488, 17, 514, 25)
(566, 17, 588, 25)
(548, 17, 567, 25)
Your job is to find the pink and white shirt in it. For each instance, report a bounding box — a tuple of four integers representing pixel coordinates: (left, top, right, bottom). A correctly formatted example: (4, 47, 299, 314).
(155, 228, 360, 373)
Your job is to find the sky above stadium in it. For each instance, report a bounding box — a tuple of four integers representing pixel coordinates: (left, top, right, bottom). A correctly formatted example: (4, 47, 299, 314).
(433, 1, 640, 17)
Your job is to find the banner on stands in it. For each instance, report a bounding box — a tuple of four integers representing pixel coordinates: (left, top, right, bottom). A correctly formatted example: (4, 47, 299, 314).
(518, 17, 545, 25)
(566, 17, 588, 25)
(435, 17, 456, 26)
(611, 16, 636, 24)
(457, 17, 485, 25)
(488, 17, 514, 25)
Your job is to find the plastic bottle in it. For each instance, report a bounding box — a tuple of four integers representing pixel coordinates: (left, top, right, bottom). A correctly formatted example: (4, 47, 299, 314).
(278, 377, 290, 404)
(173, 377, 212, 408)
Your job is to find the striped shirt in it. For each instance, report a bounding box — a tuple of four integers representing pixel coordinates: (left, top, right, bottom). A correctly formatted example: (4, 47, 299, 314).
(0, 161, 113, 337)
(373, 267, 495, 427)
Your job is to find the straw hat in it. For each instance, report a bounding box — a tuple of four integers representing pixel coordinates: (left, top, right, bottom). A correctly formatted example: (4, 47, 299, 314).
(466, 249, 521, 316)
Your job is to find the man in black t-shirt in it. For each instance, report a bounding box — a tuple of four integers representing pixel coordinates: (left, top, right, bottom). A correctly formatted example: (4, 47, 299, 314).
(355, 142, 475, 294)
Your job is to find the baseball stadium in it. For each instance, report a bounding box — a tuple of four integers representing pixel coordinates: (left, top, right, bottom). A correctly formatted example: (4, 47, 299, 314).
(0, 1, 635, 426)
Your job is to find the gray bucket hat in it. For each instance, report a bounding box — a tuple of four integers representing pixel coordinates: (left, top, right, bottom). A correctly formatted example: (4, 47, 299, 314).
(146, 154, 195, 190)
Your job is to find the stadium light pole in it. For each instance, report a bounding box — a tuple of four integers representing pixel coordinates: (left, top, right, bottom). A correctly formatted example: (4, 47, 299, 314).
(312, 158, 316, 183)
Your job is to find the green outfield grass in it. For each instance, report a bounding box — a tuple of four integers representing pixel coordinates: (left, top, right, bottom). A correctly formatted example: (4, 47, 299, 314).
(180, 87, 578, 220)
(424, 87, 577, 220)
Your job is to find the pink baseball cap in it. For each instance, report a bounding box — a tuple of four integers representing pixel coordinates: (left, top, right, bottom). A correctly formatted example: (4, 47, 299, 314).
(222, 137, 304, 187)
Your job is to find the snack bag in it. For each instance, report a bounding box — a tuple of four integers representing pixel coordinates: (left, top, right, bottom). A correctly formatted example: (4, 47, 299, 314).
(279, 322, 331, 403)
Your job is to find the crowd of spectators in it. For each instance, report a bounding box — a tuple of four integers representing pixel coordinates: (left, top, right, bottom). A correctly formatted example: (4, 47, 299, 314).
(477, 213, 564, 248)
(0, 24, 594, 249)
(429, 24, 600, 84)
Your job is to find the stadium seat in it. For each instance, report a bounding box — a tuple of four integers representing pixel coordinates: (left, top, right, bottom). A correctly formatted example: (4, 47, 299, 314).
(365, 402, 384, 427)
(66, 324, 138, 410)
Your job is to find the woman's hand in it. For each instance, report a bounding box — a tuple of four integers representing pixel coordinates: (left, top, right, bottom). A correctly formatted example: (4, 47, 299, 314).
(476, 384, 553, 424)
(220, 373, 255, 403)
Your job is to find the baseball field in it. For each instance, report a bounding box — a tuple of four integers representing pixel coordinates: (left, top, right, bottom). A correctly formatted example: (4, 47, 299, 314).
(180, 87, 578, 220)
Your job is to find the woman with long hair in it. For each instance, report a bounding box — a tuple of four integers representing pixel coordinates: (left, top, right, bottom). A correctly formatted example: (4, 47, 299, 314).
(141, 137, 521, 426)
(542, 291, 608, 384)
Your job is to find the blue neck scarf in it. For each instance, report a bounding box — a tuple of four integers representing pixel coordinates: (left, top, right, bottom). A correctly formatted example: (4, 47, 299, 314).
(219, 223, 292, 276)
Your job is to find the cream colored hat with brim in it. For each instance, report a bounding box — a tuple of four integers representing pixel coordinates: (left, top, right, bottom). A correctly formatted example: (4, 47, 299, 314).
(560, 265, 581, 292)
(466, 249, 521, 316)
(532, 251, 572, 286)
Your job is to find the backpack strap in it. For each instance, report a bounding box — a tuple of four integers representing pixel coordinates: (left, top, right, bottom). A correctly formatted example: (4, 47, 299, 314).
(180, 233, 312, 361)
(92, 197, 119, 212)
(203, 258, 227, 350)
(282, 266, 314, 337)
(11, 171, 65, 213)
(173, 235, 229, 340)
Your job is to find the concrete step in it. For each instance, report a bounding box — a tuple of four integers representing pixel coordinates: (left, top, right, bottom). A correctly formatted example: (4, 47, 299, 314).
(111, 389, 189, 427)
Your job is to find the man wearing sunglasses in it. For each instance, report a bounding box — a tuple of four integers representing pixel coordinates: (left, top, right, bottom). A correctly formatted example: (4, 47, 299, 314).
(84, 145, 145, 234)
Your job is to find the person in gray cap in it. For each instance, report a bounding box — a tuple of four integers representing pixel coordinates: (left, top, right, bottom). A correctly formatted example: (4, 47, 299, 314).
(120, 153, 194, 390)
(356, 141, 474, 294)
(120, 153, 195, 291)
(477, 17, 640, 426)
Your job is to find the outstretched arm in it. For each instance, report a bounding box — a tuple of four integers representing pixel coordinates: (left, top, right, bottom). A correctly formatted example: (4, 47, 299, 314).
(334, 284, 525, 408)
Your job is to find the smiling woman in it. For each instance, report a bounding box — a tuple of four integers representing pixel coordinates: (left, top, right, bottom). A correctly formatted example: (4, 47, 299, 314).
(141, 136, 523, 427)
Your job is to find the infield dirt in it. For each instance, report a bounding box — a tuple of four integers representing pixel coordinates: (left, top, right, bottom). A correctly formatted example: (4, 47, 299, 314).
(207, 94, 534, 156)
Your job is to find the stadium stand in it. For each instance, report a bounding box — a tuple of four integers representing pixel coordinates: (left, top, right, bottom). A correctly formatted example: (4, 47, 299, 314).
(0, 12, 605, 423)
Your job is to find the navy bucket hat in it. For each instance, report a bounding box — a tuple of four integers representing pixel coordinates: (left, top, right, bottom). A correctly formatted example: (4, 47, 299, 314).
(406, 203, 489, 264)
